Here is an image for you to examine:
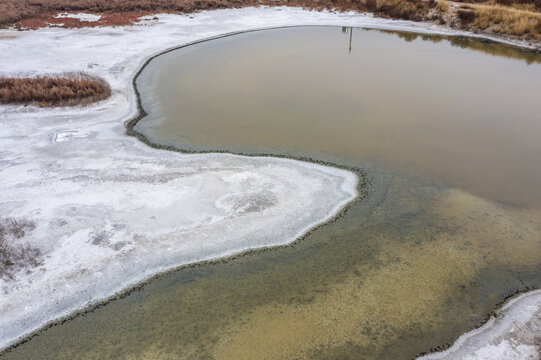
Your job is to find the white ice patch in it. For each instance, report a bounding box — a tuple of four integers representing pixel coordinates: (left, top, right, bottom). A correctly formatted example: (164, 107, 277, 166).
(0, 5, 535, 352)
(53, 129, 89, 142)
(419, 290, 541, 360)
(54, 13, 102, 22)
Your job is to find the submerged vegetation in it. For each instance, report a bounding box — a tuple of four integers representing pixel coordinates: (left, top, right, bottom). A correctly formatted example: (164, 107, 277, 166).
(0, 73, 111, 107)
(435, 0, 541, 40)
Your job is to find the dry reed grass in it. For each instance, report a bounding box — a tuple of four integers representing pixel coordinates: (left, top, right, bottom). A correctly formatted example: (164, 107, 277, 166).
(0, 218, 40, 281)
(436, 0, 449, 12)
(473, 4, 541, 37)
(375, 0, 432, 20)
(0, 72, 111, 107)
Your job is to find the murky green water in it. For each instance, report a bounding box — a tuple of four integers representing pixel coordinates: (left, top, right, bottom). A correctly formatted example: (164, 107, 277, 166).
(5, 28, 541, 360)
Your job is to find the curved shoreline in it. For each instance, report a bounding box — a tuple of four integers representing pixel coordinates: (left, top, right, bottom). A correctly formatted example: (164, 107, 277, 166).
(0, 176, 362, 357)
(0, 7, 539, 358)
(128, 25, 541, 360)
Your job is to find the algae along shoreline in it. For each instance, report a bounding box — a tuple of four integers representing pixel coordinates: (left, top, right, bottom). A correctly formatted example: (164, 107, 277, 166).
(4, 26, 540, 359)
(5, 167, 540, 359)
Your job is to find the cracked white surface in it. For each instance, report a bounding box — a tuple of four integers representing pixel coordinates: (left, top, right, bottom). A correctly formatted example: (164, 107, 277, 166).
(0, 6, 538, 355)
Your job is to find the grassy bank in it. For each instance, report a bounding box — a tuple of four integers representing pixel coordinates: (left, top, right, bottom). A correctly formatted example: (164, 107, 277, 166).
(472, 3, 541, 38)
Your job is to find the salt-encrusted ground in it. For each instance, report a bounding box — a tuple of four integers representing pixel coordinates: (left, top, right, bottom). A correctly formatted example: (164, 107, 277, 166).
(420, 290, 541, 360)
(0, 6, 539, 358)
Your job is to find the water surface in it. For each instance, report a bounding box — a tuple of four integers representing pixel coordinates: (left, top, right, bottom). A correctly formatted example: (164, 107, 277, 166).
(137, 27, 541, 208)
(4, 27, 541, 360)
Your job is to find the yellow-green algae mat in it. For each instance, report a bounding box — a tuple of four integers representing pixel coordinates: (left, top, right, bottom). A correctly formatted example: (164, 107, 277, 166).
(4, 28, 541, 359)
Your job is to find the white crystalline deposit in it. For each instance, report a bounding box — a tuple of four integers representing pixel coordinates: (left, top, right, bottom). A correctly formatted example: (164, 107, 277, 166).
(0, 139, 357, 350)
(419, 290, 541, 360)
(0, 5, 537, 353)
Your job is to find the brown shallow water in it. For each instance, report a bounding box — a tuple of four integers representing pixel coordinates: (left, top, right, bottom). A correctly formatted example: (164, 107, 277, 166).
(137, 27, 541, 209)
(4, 28, 541, 360)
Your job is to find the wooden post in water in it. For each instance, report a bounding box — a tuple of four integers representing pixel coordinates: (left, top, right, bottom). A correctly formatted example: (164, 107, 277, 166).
(349, 27, 353, 53)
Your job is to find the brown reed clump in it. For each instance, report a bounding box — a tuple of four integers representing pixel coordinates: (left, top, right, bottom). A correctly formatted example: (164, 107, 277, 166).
(0, 72, 111, 107)
(375, 0, 432, 21)
(436, 0, 449, 12)
(0, 217, 41, 281)
(474, 3, 541, 38)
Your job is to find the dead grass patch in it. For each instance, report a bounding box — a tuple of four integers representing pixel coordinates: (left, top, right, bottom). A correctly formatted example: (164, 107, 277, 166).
(436, 0, 449, 12)
(375, 0, 432, 21)
(0, 218, 41, 281)
(473, 4, 541, 38)
(0, 72, 111, 107)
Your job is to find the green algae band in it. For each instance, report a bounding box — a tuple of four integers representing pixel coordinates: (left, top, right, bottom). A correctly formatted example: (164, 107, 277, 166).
(7, 27, 541, 360)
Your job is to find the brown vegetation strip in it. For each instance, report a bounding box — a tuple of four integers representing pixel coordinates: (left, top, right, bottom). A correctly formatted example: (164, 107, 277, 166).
(1, 0, 435, 31)
(13, 11, 151, 30)
(2, 0, 541, 43)
(0, 73, 111, 107)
